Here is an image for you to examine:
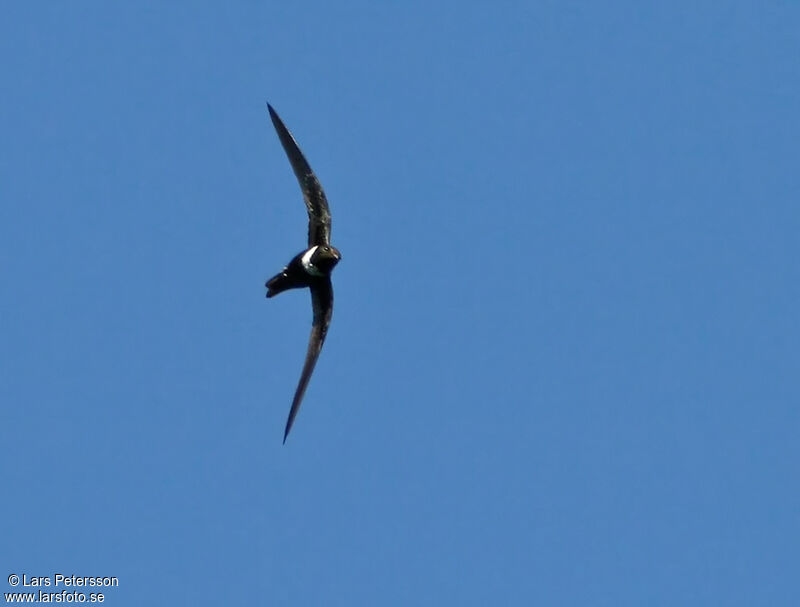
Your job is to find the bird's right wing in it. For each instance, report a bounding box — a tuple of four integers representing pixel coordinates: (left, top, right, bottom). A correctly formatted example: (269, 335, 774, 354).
(267, 104, 332, 247)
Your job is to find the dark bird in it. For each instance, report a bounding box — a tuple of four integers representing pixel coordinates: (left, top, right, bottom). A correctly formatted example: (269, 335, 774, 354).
(265, 104, 341, 443)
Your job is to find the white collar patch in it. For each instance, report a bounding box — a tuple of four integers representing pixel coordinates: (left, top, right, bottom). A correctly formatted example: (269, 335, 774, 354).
(301, 246, 324, 276)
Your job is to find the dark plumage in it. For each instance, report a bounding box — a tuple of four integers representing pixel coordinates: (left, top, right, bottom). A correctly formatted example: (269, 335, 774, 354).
(265, 104, 341, 443)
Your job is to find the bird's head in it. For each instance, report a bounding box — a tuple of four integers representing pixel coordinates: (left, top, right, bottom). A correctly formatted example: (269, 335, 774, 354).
(313, 245, 341, 273)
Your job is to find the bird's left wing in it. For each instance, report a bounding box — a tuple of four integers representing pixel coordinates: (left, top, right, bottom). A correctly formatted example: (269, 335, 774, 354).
(283, 278, 333, 442)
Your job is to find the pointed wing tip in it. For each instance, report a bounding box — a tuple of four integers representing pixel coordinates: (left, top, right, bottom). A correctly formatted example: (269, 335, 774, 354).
(283, 406, 297, 444)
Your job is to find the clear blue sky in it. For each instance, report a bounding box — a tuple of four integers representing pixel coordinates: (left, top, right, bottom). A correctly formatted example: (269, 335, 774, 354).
(2, 2, 798, 605)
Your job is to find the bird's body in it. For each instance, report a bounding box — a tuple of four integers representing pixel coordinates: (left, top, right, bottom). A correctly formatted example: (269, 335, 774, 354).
(266, 245, 341, 298)
(264, 104, 341, 443)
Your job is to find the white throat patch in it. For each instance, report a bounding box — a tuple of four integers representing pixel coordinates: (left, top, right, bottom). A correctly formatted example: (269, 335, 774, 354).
(300, 246, 324, 276)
